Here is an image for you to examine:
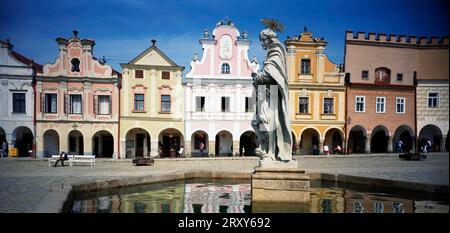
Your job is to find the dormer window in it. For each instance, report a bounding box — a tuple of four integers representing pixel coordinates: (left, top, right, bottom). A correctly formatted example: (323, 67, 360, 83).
(221, 63, 230, 74)
(71, 58, 80, 72)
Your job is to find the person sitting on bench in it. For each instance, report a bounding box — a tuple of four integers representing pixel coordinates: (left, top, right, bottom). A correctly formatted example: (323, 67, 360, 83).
(54, 151, 68, 167)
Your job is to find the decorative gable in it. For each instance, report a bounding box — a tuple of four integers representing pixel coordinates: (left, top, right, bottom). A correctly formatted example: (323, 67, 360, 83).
(186, 20, 259, 79)
(43, 31, 113, 79)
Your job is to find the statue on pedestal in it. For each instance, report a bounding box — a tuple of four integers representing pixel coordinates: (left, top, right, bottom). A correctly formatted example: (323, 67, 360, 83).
(251, 19, 292, 163)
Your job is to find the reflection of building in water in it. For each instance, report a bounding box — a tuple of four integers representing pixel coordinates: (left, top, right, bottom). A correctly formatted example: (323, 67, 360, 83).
(119, 186, 184, 213)
(414, 201, 449, 213)
(183, 183, 251, 213)
(310, 188, 345, 213)
(72, 185, 185, 213)
(344, 190, 414, 213)
(72, 196, 113, 213)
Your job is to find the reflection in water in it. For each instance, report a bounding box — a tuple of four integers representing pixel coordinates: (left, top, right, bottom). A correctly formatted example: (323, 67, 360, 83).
(71, 179, 448, 213)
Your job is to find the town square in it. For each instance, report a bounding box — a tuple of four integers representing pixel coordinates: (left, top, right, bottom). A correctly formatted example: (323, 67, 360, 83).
(0, 0, 448, 217)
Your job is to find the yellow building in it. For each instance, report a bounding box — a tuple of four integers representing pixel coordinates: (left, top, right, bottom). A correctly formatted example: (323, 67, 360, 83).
(120, 40, 184, 158)
(285, 28, 345, 155)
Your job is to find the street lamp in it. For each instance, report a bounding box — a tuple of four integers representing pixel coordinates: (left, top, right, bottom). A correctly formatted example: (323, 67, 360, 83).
(344, 117, 352, 154)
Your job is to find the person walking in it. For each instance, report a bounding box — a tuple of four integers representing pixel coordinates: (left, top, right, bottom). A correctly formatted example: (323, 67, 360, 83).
(177, 146, 184, 158)
(323, 144, 330, 155)
(334, 144, 342, 154)
(1, 141, 8, 157)
(396, 140, 403, 153)
(199, 142, 205, 157)
(312, 144, 318, 155)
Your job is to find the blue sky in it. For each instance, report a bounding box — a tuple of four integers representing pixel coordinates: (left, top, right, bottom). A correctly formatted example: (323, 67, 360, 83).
(1, 0, 448, 73)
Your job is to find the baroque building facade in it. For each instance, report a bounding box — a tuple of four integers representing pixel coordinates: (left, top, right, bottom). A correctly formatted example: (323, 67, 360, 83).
(0, 39, 42, 157)
(184, 20, 259, 157)
(35, 31, 121, 158)
(120, 40, 184, 158)
(285, 28, 345, 155)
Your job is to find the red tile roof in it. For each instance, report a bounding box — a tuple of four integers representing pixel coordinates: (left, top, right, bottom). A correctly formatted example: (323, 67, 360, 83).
(11, 50, 43, 74)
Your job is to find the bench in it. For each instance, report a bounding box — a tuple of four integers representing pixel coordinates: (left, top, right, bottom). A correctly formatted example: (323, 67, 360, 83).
(48, 155, 74, 167)
(72, 155, 96, 167)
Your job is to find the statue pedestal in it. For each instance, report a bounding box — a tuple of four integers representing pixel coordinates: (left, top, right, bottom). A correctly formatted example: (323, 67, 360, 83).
(251, 161, 310, 203)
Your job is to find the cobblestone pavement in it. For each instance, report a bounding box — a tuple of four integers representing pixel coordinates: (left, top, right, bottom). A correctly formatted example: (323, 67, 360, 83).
(0, 153, 448, 213)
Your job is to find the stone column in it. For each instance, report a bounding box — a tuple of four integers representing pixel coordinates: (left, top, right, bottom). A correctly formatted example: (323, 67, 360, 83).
(84, 132, 93, 155)
(150, 140, 159, 158)
(120, 139, 126, 159)
(365, 134, 371, 153)
(319, 139, 324, 155)
(112, 135, 118, 160)
(387, 136, 393, 153)
(208, 141, 215, 157)
(232, 140, 240, 158)
(441, 136, 446, 152)
(60, 132, 69, 155)
(184, 140, 192, 158)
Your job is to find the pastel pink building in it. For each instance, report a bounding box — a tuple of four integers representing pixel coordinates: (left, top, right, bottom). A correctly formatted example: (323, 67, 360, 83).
(35, 31, 121, 158)
(185, 20, 259, 157)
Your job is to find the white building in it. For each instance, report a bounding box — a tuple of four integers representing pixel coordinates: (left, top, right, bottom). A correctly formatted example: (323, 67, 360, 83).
(184, 20, 260, 157)
(0, 40, 42, 157)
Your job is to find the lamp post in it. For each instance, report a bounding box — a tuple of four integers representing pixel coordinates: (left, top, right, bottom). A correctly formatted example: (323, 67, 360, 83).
(344, 117, 352, 154)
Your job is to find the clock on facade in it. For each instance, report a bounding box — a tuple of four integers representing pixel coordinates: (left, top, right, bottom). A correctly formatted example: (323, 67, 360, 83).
(220, 35, 232, 59)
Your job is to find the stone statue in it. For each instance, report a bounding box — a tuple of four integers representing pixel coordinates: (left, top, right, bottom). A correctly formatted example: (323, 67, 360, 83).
(251, 19, 292, 162)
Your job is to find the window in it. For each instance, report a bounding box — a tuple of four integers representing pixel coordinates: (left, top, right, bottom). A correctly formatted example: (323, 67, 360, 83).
(221, 63, 230, 74)
(161, 95, 171, 113)
(396, 97, 405, 114)
(323, 98, 334, 114)
(355, 96, 365, 112)
(71, 58, 80, 72)
(221, 97, 230, 112)
(428, 93, 439, 108)
(98, 95, 110, 115)
(396, 73, 403, 81)
(162, 71, 170, 80)
(45, 94, 57, 113)
(301, 59, 310, 75)
(135, 70, 143, 78)
(12, 93, 26, 113)
(362, 70, 369, 80)
(134, 94, 144, 111)
(298, 97, 309, 114)
(245, 97, 254, 112)
(196, 96, 205, 112)
(70, 94, 82, 114)
(376, 97, 385, 113)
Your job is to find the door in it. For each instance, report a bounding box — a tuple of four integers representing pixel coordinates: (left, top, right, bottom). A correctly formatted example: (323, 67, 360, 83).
(102, 135, 114, 157)
(136, 133, 145, 157)
(163, 135, 170, 157)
